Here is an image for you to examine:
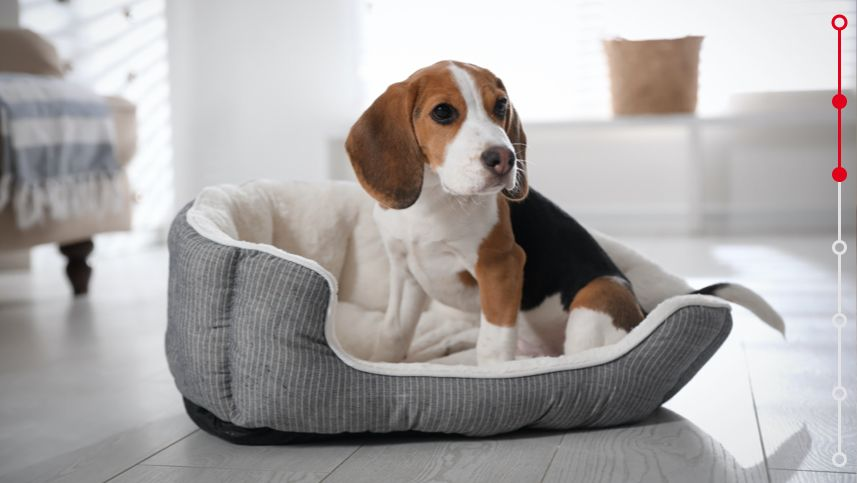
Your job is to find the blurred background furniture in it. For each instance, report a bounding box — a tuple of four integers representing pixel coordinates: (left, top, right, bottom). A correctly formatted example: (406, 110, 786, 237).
(0, 29, 137, 295)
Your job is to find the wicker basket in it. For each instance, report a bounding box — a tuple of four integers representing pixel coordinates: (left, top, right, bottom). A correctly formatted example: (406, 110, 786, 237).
(604, 36, 703, 115)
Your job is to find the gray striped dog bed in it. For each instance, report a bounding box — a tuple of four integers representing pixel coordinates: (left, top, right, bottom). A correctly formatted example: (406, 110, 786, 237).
(166, 180, 734, 442)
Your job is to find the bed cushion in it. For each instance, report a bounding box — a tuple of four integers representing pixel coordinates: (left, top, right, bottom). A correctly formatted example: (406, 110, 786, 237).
(166, 180, 733, 438)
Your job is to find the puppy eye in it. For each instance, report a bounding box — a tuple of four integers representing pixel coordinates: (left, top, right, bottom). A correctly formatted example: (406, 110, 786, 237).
(493, 98, 509, 118)
(430, 103, 458, 125)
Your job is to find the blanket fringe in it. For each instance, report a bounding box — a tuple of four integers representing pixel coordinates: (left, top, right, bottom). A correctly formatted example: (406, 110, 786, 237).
(0, 172, 124, 230)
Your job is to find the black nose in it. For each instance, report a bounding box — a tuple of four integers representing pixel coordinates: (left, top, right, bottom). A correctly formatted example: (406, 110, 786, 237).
(481, 146, 515, 176)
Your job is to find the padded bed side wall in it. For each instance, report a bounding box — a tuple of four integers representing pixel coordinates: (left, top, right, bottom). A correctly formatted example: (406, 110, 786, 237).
(167, 205, 336, 428)
(227, 245, 333, 428)
(167, 205, 239, 422)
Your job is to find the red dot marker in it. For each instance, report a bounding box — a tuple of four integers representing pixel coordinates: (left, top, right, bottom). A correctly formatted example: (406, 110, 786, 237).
(833, 167, 848, 182)
(833, 94, 847, 109)
(833, 14, 848, 30)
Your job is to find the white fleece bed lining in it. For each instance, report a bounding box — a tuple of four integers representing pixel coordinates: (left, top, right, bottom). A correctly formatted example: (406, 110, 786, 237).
(187, 201, 730, 379)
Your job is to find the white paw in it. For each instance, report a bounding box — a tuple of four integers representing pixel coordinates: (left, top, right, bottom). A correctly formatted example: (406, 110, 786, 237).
(476, 317, 517, 366)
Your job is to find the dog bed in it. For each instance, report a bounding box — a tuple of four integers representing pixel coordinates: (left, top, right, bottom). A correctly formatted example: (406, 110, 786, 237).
(166, 180, 734, 442)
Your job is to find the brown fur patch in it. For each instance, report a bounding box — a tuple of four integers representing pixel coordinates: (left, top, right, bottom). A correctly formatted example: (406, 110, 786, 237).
(345, 62, 465, 208)
(569, 276, 645, 332)
(346, 81, 426, 209)
(408, 62, 470, 170)
(474, 197, 525, 327)
(457, 270, 478, 287)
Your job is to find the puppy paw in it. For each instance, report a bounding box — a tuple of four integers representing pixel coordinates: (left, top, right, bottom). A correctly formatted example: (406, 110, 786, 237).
(475, 318, 517, 366)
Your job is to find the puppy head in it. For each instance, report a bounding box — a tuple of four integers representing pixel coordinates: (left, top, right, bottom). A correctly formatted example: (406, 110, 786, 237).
(346, 61, 527, 209)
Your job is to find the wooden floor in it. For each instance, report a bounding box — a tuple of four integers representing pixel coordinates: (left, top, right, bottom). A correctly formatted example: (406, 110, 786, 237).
(0, 235, 854, 483)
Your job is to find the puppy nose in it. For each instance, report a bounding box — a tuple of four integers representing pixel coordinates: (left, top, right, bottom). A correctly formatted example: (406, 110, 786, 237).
(481, 146, 515, 176)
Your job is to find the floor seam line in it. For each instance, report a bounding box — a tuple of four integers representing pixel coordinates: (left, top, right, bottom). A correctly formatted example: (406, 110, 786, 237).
(743, 342, 773, 483)
(136, 462, 329, 475)
(538, 432, 567, 483)
(102, 428, 199, 483)
(768, 467, 857, 474)
(317, 443, 363, 482)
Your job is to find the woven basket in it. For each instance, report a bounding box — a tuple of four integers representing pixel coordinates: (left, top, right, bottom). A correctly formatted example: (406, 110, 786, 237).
(604, 36, 703, 115)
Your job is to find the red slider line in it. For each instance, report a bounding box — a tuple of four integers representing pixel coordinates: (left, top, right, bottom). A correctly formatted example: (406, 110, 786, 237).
(838, 23, 843, 169)
(838, 28, 842, 94)
(832, 15, 847, 180)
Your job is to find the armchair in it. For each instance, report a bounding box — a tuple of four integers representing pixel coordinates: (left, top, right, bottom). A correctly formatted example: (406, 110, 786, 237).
(0, 29, 138, 295)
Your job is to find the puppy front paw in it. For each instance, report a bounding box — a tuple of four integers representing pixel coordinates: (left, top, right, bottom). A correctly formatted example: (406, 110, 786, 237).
(475, 318, 517, 366)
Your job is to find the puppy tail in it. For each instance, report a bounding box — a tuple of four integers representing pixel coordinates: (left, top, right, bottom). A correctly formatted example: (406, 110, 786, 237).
(692, 283, 785, 337)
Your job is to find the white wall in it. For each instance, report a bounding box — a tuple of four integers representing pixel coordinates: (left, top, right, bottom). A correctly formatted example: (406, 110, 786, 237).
(525, 112, 856, 235)
(0, 0, 18, 27)
(166, 0, 363, 206)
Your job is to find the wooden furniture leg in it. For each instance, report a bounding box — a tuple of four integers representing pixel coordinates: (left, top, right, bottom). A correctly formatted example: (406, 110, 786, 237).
(59, 239, 94, 296)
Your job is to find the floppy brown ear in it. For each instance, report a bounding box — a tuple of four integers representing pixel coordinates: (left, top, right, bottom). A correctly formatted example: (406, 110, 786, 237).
(502, 101, 528, 201)
(346, 81, 426, 209)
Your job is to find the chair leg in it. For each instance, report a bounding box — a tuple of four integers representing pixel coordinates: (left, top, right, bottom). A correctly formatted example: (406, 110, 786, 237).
(59, 239, 94, 296)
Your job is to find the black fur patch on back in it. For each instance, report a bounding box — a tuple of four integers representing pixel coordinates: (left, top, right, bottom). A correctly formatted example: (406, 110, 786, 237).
(508, 188, 629, 311)
(692, 283, 728, 295)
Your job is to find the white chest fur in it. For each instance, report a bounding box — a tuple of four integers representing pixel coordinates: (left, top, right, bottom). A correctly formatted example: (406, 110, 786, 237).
(373, 170, 497, 312)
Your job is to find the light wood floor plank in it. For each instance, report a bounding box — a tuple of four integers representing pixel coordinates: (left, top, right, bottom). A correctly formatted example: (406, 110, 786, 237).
(144, 431, 360, 473)
(541, 409, 768, 483)
(0, 248, 189, 481)
(770, 469, 857, 483)
(321, 430, 563, 483)
(0, 414, 197, 483)
(110, 465, 325, 483)
(744, 312, 856, 473)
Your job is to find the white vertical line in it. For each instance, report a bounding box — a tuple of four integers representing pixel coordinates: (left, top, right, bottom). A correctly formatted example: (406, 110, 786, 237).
(838, 400, 843, 452)
(838, 255, 843, 314)
(838, 183, 842, 242)
(837, 184, 842, 316)
(832, 180, 847, 467)
(838, 326, 843, 387)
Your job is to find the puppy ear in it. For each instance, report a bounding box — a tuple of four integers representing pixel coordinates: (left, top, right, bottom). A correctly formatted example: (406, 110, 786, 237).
(346, 82, 426, 209)
(502, 101, 528, 201)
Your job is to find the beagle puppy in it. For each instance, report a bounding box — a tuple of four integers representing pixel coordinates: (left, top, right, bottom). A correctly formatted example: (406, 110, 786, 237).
(345, 60, 776, 365)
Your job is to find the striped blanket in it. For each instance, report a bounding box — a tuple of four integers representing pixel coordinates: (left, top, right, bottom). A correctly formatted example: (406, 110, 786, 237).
(0, 73, 121, 229)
